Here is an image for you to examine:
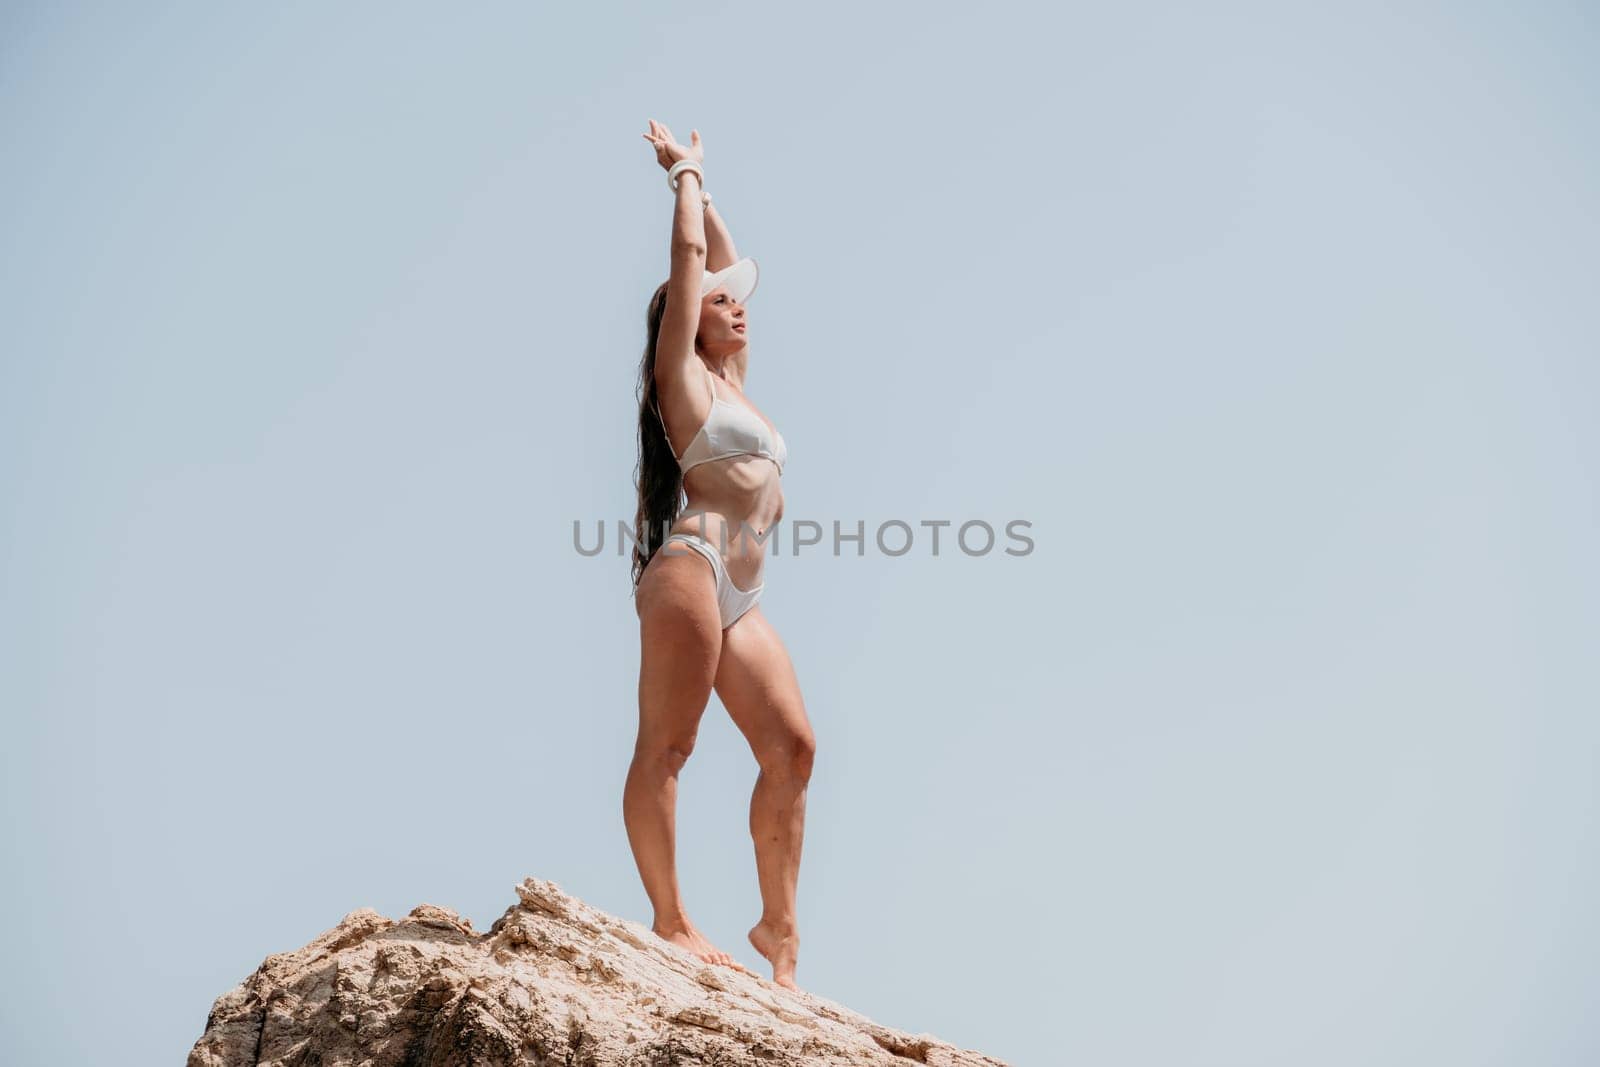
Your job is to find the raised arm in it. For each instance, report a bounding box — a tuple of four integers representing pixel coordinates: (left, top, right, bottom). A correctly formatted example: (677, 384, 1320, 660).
(703, 198, 753, 385)
(658, 169, 706, 387)
(704, 200, 739, 275)
(643, 121, 710, 436)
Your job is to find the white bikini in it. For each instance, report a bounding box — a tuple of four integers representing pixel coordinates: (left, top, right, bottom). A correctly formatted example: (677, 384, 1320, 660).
(661, 362, 787, 475)
(654, 364, 786, 629)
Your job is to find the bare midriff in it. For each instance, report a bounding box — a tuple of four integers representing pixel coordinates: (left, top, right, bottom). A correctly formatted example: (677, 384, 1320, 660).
(668, 456, 784, 592)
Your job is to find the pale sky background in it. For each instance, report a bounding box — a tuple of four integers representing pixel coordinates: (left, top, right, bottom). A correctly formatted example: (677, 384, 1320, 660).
(3, 3, 1597, 1065)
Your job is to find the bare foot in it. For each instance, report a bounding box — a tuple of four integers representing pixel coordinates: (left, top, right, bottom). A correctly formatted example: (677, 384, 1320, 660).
(653, 917, 752, 974)
(747, 919, 801, 990)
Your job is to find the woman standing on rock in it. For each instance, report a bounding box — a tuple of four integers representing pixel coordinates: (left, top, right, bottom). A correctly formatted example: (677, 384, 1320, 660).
(622, 120, 816, 992)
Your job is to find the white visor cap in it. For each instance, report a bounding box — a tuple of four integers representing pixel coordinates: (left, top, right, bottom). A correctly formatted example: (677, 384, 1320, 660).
(700, 256, 759, 303)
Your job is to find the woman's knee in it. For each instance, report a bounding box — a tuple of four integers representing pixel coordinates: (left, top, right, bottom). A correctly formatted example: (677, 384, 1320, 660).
(757, 729, 816, 781)
(634, 733, 699, 773)
(792, 731, 817, 780)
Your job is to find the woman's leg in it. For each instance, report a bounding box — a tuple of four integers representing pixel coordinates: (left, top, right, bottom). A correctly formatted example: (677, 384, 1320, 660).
(714, 605, 816, 990)
(627, 548, 747, 972)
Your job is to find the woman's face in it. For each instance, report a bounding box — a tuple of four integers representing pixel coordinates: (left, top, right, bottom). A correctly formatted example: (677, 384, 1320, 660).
(697, 286, 748, 352)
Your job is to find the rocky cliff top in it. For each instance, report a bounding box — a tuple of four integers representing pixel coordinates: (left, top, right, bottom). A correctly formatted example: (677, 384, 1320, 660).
(188, 876, 1008, 1066)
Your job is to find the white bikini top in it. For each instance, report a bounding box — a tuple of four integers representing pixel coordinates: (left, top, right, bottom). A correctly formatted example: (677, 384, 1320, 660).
(656, 364, 787, 475)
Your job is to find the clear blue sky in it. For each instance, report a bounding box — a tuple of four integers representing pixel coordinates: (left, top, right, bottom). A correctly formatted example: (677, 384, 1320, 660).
(3, 3, 1597, 1064)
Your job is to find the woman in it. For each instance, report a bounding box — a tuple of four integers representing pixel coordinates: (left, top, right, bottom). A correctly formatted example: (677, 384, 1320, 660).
(623, 119, 816, 992)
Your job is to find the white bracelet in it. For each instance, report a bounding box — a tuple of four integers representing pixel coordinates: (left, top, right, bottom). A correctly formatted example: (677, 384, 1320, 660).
(667, 159, 703, 191)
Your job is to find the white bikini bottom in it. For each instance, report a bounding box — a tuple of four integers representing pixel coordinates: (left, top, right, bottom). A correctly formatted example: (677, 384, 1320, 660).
(661, 532, 764, 630)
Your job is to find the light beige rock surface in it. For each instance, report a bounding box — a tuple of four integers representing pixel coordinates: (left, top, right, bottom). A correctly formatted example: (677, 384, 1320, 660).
(188, 876, 1009, 1066)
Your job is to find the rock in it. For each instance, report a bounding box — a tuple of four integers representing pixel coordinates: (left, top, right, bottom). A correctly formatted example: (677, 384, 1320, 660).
(187, 876, 1008, 1066)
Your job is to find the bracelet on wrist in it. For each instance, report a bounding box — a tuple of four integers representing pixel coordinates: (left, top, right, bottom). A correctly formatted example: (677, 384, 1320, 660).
(667, 159, 704, 191)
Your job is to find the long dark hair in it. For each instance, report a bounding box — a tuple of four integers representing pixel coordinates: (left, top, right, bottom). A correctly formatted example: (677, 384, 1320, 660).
(632, 280, 686, 590)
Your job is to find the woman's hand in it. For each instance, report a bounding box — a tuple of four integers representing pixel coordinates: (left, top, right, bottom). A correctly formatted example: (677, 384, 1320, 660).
(642, 119, 703, 172)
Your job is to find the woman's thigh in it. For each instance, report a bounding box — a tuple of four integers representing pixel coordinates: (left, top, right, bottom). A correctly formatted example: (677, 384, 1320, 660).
(635, 548, 724, 753)
(714, 606, 815, 768)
